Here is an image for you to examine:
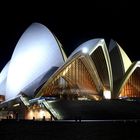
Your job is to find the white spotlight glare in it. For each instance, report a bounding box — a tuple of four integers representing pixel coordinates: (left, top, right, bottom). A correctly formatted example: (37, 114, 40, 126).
(103, 90, 111, 99)
(82, 47, 88, 53)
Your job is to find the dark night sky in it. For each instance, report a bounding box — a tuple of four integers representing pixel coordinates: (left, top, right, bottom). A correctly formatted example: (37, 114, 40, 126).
(0, 2, 139, 71)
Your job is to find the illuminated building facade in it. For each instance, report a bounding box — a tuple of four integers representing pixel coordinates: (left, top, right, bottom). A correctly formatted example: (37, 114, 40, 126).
(118, 62, 140, 98)
(36, 39, 113, 101)
(0, 23, 140, 120)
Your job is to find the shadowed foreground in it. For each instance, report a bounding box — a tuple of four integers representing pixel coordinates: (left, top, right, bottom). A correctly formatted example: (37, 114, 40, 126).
(0, 120, 140, 140)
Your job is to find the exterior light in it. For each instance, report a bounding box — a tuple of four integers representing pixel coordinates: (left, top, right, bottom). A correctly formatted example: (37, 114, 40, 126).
(103, 90, 111, 99)
(13, 103, 20, 107)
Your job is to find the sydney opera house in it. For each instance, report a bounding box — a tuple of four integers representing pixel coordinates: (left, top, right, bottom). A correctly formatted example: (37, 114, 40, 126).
(0, 23, 140, 120)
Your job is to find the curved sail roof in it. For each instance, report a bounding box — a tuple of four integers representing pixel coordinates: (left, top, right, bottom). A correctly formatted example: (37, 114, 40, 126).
(6, 23, 66, 100)
(109, 39, 132, 97)
(117, 61, 140, 97)
(109, 39, 131, 74)
(36, 38, 113, 99)
(68, 38, 112, 91)
(0, 62, 10, 95)
(69, 39, 104, 58)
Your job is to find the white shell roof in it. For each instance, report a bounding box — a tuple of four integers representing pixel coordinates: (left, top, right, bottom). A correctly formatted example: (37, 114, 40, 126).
(68, 38, 105, 59)
(5, 23, 65, 100)
(0, 62, 10, 95)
